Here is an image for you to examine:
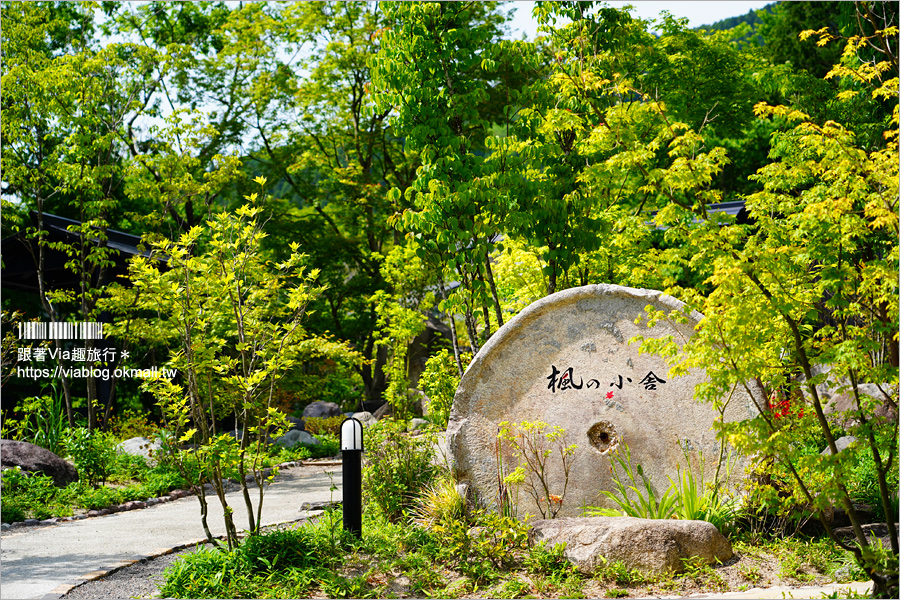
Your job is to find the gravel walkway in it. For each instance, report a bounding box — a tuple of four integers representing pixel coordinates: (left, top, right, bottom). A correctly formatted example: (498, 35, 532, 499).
(60, 546, 197, 600)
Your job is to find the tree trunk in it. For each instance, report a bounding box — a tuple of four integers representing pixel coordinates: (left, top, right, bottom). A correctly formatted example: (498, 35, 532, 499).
(484, 253, 504, 328)
(547, 243, 558, 295)
(438, 275, 464, 378)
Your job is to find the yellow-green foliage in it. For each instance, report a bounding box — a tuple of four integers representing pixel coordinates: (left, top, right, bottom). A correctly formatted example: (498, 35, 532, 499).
(303, 415, 344, 438)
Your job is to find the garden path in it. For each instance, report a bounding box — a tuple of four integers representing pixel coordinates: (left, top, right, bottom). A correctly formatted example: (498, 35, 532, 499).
(0, 464, 341, 600)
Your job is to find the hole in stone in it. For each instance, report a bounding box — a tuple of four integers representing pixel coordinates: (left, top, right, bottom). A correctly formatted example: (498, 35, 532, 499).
(588, 421, 618, 455)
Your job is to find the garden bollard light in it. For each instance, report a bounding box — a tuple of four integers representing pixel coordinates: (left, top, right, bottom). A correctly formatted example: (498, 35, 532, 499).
(340, 416, 364, 539)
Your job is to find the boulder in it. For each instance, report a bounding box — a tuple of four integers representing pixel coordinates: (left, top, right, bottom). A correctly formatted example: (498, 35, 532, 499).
(373, 402, 393, 420)
(448, 284, 759, 517)
(286, 416, 305, 432)
(408, 418, 430, 432)
(0, 439, 79, 487)
(372, 393, 425, 420)
(820, 436, 858, 456)
(823, 389, 897, 427)
(302, 401, 342, 419)
(274, 429, 320, 448)
(117, 437, 162, 465)
(834, 522, 892, 550)
(298, 430, 321, 446)
(528, 516, 733, 576)
(352, 411, 377, 427)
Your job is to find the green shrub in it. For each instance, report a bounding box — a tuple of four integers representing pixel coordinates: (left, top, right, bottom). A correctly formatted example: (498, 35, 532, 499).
(419, 349, 468, 428)
(159, 546, 243, 598)
(0, 467, 76, 521)
(65, 427, 117, 487)
(525, 541, 575, 579)
(239, 527, 327, 573)
(363, 419, 440, 522)
(109, 452, 150, 483)
(106, 409, 160, 440)
(667, 443, 745, 535)
(304, 415, 344, 438)
(159, 519, 352, 599)
(77, 484, 127, 510)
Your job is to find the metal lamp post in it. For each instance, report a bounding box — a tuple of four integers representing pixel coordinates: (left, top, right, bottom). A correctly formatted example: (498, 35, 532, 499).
(340, 417, 364, 538)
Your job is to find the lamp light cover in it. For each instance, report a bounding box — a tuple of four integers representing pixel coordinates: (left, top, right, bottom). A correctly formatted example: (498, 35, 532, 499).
(340, 417, 364, 451)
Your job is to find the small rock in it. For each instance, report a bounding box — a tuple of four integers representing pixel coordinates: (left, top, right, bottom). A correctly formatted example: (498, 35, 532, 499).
(97, 509, 111, 516)
(10, 522, 24, 529)
(40, 519, 58, 526)
(24, 519, 40, 527)
(286, 416, 305, 431)
(1, 523, 10, 531)
(87, 510, 100, 518)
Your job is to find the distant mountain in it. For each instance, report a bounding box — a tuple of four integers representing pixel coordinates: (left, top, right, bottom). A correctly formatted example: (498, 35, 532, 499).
(690, 2, 776, 47)
(695, 2, 777, 37)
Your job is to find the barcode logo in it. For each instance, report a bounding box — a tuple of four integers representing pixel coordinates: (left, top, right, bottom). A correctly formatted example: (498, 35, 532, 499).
(18, 322, 103, 340)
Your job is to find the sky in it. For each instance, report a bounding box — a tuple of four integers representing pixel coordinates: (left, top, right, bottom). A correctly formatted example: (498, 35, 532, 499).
(508, 1, 775, 38)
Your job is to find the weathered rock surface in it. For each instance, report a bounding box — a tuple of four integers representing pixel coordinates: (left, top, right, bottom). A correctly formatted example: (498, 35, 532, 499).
(0, 439, 79, 487)
(302, 401, 342, 419)
(117, 437, 162, 465)
(528, 516, 733, 576)
(447, 285, 758, 517)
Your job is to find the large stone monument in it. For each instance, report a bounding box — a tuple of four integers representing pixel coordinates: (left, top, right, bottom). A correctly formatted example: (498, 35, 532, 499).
(447, 284, 758, 517)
